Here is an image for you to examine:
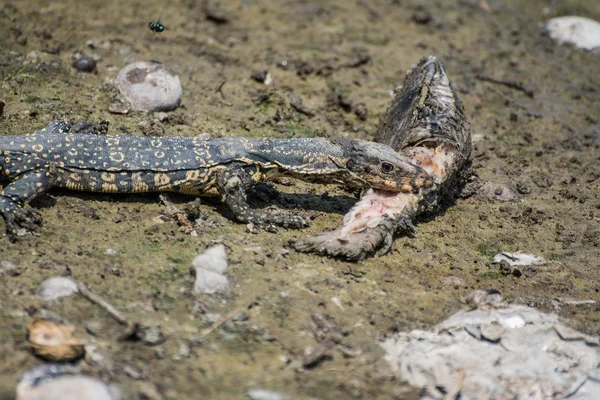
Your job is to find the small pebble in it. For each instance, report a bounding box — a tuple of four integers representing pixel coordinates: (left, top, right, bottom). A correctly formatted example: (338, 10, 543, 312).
(115, 61, 182, 112)
(251, 70, 270, 84)
(0, 260, 21, 276)
(72, 56, 97, 73)
(108, 102, 130, 115)
(354, 102, 368, 121)
(246, 389, 287, 400)
(205, 6, 229, 24)
(139, 119, 165, 136)
(139, 325, 166, 346)
(36, 277, 78, 301)
(466, 289, 503, 308)
(412, 9, 432, 25)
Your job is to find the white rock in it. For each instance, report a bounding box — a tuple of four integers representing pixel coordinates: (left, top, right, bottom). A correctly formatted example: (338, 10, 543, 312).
(193, 268, 229, 294)
(104, 248, 118, 256)
(545, 16, 600, 50)
(192, 244, 228, 274)
(17, 364, 120, 400)
(37, 277, 79, 301)
(492, 252, 545, 267)
(381, 304, 600, 399)
(115, 61, 182, 112)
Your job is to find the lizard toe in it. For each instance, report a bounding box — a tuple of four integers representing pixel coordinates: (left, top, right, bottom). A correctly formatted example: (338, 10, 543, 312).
(280, 214, 310, 229)
(6, 207, 43, 240)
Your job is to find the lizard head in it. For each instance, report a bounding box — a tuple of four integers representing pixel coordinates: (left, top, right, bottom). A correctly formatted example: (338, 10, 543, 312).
(336, 139, 434, 193)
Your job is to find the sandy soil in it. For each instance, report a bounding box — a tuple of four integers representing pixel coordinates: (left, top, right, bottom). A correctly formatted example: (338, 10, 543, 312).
(0, 0, 599, 398)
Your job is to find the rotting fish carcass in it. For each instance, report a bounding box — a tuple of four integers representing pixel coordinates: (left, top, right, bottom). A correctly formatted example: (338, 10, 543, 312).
(295, 56, 472, 260)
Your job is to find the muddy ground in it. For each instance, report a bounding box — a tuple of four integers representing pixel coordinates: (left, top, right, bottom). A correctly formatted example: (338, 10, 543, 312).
(0, 0, 599, 398)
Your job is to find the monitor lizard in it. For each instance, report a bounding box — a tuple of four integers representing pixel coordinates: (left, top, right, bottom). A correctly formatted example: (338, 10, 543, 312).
(0, 120, 433, 239)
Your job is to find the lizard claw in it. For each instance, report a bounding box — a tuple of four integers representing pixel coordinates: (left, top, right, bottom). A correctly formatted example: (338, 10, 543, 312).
(250, 213, 310, 231)
(278, 214, 310, 229)
(5, 207, 43, 241)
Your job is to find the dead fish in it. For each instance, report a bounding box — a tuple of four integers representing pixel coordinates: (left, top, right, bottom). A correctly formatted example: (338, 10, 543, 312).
(295, 56, 472, 260)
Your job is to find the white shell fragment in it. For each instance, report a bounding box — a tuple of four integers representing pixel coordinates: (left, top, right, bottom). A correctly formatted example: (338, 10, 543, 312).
(192, 244, 228, 274)
(545, 16, 600, 50)
(115, 61, 182, 112)
(17, 364, 120, 400)
(37, 277, 79, 301)
(492, 252, 545, 267)
(246, 389, 287, 400)
(191, 244, 229, 294)
(381, 299, 600, 399)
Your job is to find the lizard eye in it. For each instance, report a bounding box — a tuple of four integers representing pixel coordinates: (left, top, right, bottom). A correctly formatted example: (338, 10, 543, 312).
(380, 162, 395, 174)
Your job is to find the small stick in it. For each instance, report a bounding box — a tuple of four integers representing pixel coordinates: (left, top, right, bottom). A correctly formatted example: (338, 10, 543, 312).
(159, 194, 194, 233)
(199, 307, 241, 338)
(216, 81, 227, 99)
(476, 74, 534, 98)
(77, 282, 130, 327)
(443, 369, 466, 400)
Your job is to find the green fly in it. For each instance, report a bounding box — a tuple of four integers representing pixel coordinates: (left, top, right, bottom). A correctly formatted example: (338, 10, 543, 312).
(149, 10, 166, 34)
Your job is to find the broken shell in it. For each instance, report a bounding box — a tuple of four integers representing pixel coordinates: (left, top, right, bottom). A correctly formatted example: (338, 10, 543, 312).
(17, 364, 120, 400)
(545, 16, 600, 50)
(115, 61, 182, 112)
(492, 252, 545, 267)
(27, 318, 85, 361)
(37, 277, 78, 301)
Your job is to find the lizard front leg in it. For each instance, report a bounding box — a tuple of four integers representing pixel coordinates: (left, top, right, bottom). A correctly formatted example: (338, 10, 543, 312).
(0, 168, 57, 240)
(216, 166, 309, 230)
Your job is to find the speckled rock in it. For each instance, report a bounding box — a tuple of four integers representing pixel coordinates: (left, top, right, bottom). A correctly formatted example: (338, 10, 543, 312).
(17, 364, 120, 400)
(37, 277, 78, 301)
(115, 61, 182, 112)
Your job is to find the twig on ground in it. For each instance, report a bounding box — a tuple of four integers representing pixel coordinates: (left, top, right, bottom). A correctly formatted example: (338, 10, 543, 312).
(216, 81, 227, 99)
(476, 74, 534, 98)
(77, 282, 130, 326)
(199, 307, 242, 338)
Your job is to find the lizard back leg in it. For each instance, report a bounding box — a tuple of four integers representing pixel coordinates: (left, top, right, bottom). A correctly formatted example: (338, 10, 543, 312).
(217, 166, 309, 230)
(0, 168, 56, 239)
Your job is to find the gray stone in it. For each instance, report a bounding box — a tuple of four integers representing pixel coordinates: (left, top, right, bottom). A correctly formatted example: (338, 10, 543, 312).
(115, 61, 182, 112)
(382, 303, 600, 399)
(37, 277, 78, 301)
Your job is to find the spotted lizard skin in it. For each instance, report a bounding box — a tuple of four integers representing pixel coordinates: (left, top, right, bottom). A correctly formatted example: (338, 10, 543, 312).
(0, 120, 433, 238)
